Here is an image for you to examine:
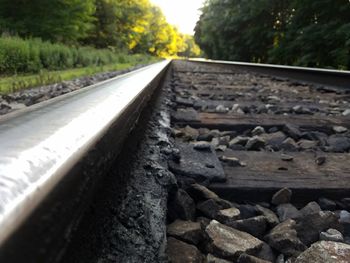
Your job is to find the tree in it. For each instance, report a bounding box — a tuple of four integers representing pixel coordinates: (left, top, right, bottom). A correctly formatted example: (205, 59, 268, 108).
(269, 0, 350, 69)
(129, 5, 187, 57)
(0, 0, 95, 43)
(86, 0, 152, 50)
(177, 35, 201, 58)
(195, 0, 350, 69)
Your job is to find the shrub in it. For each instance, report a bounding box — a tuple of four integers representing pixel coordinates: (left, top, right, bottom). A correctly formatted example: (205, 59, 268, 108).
(0, 36, 135, 75)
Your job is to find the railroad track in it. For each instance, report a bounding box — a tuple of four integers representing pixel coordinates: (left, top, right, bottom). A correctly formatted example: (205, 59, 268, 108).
(0, 59, 350, 262)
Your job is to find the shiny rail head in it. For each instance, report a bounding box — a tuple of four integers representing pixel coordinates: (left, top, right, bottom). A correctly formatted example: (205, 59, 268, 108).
(0, 60, 170, 246)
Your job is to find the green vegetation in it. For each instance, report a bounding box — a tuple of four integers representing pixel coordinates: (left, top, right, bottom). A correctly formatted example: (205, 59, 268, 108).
(0, 0, 200, 58)
(0, 55, 158, 94)
(195, 0, 350, 69)
(0, 0, 201, 92)
(0, 37, 143, 74)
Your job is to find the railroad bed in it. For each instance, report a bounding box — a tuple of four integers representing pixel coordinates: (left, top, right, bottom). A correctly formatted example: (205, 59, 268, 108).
(1, 60, 350, 262)
(164, 61, 350, 263)
(170, 61, 350, 201)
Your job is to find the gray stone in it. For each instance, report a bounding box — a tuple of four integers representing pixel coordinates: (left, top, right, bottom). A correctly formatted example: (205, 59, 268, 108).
(173, 128, 185, 138)
(339, 210, 350, 236)
(169, 142, 226, 182)
(264, 219, 307, 257)
(268, 126, 279, 133)
(299, 202, 321, 217)
(167, 237, 203, 263)
(256, 205, 279, 227)
(268, 96, 281, 102)
(276, 204, 300, 222)
(232, 103, 241, 112)
(261, 132, 287, 150)
(167, 220, 204, 245)
(341, 198, 350, 210)
(265, 104, 277, 111)
(170, 189, 196, 221)
(206, 220, 264, 260)
(211, 138, 220, 148)
(280, 138, 299, 152)
(230, 216, 268, 239)
(275, 254, 284, 263)
(293, 105, 313, 115)
(219, 136, 231, 146)
(283, 124, 302, 140)
(221, 131, 237, 137)
(197, 199, 221, 219)
(342, 109, 350, 116)
(175, 97, 194, 107)
(326, 136, 350, 152)
(295, 241, 350, 263)
(192, 141, 212, 151)
(209, 129, 221, 138)
(281, 154, 294, 162)
(295, 211, 339, 246)
(197, 132, 214, 142)
(246, 136, 266, 151)
(220, 156, 246, 167)
(302, 131, 328, 146)
(216, 207, 241, 224)
(172, 109, 199, 123)
(255, 242, 275, 262)
(320, 228, 344, 242)
(237, 253, 271, 263)
(315, 156, 326, 165)
(214, 198, 234, 210)
(229, 136, 249, 148)
(197, 217, 211, 230)
(251, 126, 265, 136)
(239, 205, 259, 219)
(333, 126, 348, 133)
(188, 183, 219, 201)
(298, 140, 318, 150)
(318, 197, 337, 211)
(215, 145, 227, 152)
(206, 254, 232, 263)
(271, 188, 292, 205)
(216, 105, 229, 113)
(183, 125, 200, 140)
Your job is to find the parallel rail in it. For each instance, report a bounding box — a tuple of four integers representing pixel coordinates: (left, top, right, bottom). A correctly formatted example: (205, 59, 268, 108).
(191, 58, 350, 89)
(0, 59, 349, 261)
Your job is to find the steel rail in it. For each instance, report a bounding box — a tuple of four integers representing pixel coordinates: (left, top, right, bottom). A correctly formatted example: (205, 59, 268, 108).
(0, 60, 170, 260)
(190, 58, 350, 88)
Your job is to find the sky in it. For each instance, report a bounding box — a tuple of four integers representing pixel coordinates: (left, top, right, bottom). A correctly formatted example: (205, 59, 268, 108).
(150, 0, 206, 35)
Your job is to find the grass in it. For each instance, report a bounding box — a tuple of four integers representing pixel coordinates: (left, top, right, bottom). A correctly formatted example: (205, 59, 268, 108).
(0, 56, 160, 94)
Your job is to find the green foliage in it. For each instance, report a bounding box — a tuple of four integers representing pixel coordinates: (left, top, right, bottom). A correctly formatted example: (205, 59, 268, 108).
(178, 35, 201, 58)
(195, 0, 350, 69)
(0, 36, 137, 74)
(86, 0, 197, 57)
(0, 0, 95, 43)
(0, 0, 202, 76)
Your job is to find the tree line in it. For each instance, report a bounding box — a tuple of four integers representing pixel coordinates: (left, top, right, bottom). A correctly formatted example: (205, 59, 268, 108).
(0, 0, 200, 58)
(195, 0, 350, 69)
